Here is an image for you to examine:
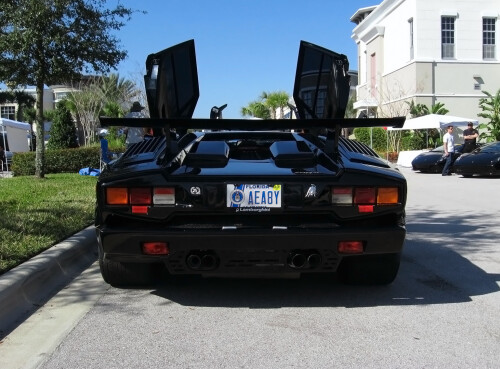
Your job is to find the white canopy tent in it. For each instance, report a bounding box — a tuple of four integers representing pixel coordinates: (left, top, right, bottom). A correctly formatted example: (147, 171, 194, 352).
(1, 118, 31, 171)
(391, 115, 479, 168)
(401, 114, 478, 130)
(0, 118, 30, 152)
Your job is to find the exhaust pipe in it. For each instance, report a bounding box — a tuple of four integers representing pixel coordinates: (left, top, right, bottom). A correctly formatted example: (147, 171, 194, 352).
(202, 254, 217, 269)
(307, 253, 321, 268)
(288, 251, 322, 269)
(186, 251, 219, 270)
(186, 254, 202, 269)
(289, 253, 307, 269)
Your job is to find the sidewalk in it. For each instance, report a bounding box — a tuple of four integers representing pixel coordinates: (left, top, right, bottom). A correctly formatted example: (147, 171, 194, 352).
(0, 226, 97, 338)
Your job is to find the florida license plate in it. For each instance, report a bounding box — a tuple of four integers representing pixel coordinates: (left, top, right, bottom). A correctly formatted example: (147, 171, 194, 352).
(227, 184, 282, 208)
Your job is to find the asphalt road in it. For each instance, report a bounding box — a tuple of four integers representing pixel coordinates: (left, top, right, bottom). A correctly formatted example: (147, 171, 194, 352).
(1, 167, 500, 369)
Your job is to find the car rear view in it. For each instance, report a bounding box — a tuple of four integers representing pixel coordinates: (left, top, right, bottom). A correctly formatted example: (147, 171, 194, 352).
(95, 40, 407, 287)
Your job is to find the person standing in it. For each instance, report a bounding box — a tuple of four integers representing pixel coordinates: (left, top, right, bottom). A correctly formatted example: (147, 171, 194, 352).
(463, 122, 479, 153)
(124, 101, 147, 147)
(0, 145, 5, 172)
(442, 125, 455, 176)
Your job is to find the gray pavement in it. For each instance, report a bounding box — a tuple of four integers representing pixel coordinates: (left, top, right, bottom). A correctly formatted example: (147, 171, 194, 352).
(0, 226, 97, 338)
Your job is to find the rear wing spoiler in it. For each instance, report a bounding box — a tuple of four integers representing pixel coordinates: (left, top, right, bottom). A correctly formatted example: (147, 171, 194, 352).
(99, 116, 405, 155)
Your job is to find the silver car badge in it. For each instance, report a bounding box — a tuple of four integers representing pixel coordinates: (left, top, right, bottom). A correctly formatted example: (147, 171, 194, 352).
(190, 186, 201, 195)
(305, 184, 317, 198)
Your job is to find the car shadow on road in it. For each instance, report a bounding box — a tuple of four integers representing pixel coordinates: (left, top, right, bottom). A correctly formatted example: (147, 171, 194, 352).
(150, 209, 499, 309)
(150, 246, 498, 309)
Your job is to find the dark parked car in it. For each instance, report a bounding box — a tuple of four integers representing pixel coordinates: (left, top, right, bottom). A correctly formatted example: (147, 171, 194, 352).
(411, 144, 467, 173)
(453, 141, 500, 177)
(96, 40, 407, 287)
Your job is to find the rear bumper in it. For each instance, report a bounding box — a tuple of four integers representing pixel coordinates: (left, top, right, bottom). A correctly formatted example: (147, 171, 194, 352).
(96, 225, 406, 275)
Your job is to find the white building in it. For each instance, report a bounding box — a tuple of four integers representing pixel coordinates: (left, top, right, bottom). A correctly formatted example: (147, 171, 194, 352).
(351, 0, 499, 121)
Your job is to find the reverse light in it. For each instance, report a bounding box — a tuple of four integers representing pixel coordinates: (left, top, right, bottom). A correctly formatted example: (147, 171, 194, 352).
(338, 241, 364, 254)
(142, 242, 169, 255)
(331, 187, 353, 204)
(153, 187, 175, 205)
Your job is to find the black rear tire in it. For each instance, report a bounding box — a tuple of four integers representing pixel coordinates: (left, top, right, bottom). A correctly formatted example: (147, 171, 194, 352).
(99, 249, 155, 287)
(337, 253, 401, 285)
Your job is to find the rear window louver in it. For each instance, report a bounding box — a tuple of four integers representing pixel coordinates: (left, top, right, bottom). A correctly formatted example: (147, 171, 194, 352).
(339, 137, 379, 157)
(122, 136, 164, 158)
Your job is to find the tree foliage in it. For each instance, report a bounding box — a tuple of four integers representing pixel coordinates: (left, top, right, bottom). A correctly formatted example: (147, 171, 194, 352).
(47, 101, 78, 150)
(0, 0, 138, 177)
(66, 74, 138, 145)
(477, 89, 500, 142)
(241, 91, 290, 119)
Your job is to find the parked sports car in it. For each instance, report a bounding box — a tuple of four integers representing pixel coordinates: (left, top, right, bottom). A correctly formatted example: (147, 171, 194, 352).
(96, 40, 407, 287)
(453, 141, 500, 177)
(411, 144, 467, 173)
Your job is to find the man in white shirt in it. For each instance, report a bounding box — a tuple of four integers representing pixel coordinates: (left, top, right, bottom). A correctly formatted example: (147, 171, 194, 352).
(442, 125, 455, 176)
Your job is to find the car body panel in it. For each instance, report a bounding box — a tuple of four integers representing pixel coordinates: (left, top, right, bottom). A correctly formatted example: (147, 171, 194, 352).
(454, 142, 500, 176)
(411, 144, 465, 173)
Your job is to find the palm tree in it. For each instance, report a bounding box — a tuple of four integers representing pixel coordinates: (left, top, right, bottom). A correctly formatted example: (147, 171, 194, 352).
(478, 89, 500, 141)
(241, 101, 271, 119)
(241, 91, 290, 119)
(430, 102, 449, 115)
(98, 73, 139, 108)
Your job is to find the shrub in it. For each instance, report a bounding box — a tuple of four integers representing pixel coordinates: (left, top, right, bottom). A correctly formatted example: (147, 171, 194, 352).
(11, 147, 101, 176)
(353, 127, 388, 151)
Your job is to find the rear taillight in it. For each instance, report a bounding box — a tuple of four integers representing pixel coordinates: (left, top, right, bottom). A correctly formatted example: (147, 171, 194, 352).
(105, 187, 175, 209)
(354, 187, 376, 204)
(153, 187, 175, 205)
(106, 188, 128, 205)
(130, 188, 152, 205)
(331, 186, 399, 207)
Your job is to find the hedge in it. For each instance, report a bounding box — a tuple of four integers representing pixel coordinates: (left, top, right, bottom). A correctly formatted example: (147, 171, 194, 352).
(10, 147, 101, 176)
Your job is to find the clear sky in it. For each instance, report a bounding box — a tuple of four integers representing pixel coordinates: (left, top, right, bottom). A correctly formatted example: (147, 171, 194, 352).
(113, 0, 379, 118)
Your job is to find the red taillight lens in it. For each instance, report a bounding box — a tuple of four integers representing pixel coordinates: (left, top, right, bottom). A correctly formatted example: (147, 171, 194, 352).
(130, 188, 152, 205)
(106, 187, 128, 205)
(142, 242, 169, 255)
(338, 241, 364, 254)
(354, 187, 376, 204)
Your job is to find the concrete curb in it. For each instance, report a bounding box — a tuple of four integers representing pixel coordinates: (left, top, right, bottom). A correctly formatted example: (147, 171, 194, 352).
(0, 226, 98, 338)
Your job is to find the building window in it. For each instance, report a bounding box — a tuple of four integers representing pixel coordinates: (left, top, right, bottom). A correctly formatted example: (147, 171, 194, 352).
(483, 18, 496, 60)
(1, 105, 16, 120)
(441, 16, 455, 59)
(409, 18, 414, 60)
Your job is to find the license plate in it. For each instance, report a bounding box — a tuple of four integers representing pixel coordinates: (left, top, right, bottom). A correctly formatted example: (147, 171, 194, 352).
(227, 184, 282, 208)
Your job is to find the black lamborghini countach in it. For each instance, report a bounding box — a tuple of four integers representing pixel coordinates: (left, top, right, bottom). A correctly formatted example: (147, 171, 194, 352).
(96, 40, 407, 286)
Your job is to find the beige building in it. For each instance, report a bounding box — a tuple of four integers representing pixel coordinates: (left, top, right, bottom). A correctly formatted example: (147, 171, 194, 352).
(0, 85, 77, 121)
(351, 0, 499, 121)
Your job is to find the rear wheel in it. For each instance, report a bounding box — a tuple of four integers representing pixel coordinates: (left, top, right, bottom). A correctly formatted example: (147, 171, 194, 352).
(337, 253, 401, 285)
(99, 249, 155, 287)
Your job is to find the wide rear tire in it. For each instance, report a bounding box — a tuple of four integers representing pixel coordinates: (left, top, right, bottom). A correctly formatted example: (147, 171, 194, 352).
(337, 253, 401, 285)
(99, 249, 155, 287)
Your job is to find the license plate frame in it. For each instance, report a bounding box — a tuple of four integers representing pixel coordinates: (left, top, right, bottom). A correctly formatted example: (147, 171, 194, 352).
(227, 184, 282, 208)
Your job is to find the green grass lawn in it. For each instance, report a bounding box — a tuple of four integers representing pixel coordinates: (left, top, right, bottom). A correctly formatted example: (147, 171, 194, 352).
(0, 173, 97, 275)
